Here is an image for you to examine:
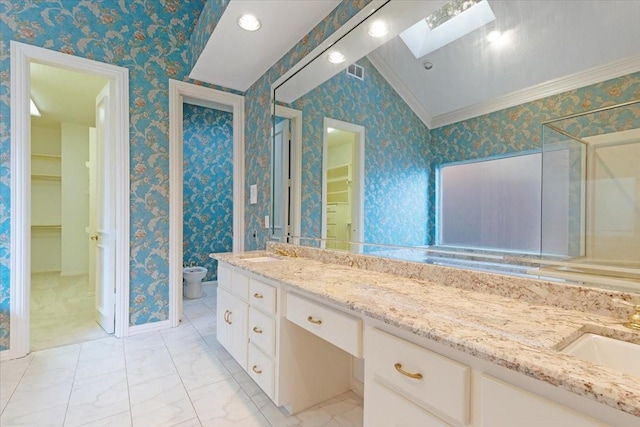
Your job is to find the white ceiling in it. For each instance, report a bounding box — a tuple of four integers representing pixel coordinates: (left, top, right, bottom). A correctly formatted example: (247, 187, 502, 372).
(189, 0, 341, 91)
(272, 1, 640, 129)
(30, 63, 108, 127)
(370, 0, 640, 127)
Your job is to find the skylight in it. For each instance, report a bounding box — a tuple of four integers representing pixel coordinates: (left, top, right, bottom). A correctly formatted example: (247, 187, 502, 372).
(399, 0, 495, 58)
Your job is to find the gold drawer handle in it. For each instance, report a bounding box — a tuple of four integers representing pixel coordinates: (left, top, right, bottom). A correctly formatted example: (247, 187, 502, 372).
(394, 363, 423, 380)
(252, 365, 262, 374)
(223, 310, 230, 323)
(253, 293, 264, 299)
(307, 316, 322, 325)
(252, 326, 263, 334)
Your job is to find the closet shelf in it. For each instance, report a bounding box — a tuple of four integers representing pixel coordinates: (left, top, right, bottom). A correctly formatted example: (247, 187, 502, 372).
(31, 174, 61, 181)
(31, 153, 62, 159)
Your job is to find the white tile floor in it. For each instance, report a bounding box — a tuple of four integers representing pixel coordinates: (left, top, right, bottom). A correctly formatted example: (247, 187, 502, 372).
(31, 273, 110, 351)
(1, 283, 364, 426)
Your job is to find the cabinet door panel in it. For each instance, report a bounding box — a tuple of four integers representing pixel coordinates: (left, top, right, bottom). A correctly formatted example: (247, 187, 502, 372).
(216, 287, 232, 352)
(217, 287, 248, 370)
(480, 375, 607, 427)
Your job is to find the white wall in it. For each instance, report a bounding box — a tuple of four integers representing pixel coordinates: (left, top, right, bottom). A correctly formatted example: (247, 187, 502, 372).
(61, 123, 90, 276)
(31, 124, 62, 273)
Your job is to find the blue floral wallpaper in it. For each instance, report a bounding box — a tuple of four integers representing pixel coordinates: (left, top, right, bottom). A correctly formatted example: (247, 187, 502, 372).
(285, 60, 640, 251)
(242, 0, 373, 251)
(188, 0, 230, 71)
(0, 0, 372, 351)
(0, 0, 211, 349)
(428, 72, 640, 244)
(183, 104, 233, 282)
(292, 57, 431, 246)
(2, 0, 636, 353)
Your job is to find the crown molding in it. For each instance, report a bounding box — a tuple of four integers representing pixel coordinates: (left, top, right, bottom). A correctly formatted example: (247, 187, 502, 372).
(430, 54, 640, 129)
(369, 52, 640, 130)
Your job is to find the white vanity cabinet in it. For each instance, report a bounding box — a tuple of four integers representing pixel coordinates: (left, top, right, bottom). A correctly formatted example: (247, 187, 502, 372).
(364, 325, 616, 427)
(217, 263, 355, 414)
(216, 264, 279, 400)
(216, 260, 637, 426)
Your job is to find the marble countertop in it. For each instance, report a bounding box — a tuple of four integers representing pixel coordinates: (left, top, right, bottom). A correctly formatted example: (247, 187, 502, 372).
(212, 250, 640, 419)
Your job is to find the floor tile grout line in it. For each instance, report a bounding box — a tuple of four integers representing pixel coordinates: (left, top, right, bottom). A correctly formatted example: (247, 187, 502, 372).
(122, 335, 135, 427)
(61, 343, 83, 426)
(0, 354, 34, 418)
(188, 285, 277, 426)
(176, 287, 277, 426)
(161, 320, 206, 427)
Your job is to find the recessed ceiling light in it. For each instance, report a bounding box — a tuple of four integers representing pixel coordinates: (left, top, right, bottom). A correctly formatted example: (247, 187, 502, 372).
(238, 14, 261, 31)
(328, 51, 346, 64)
(368, 20, 389, 38)
(487, 30, 502, 42)
(488, 29, 511, 47)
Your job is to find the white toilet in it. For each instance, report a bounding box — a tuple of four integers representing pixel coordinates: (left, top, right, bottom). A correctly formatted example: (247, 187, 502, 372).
(183, 266, 207, 299)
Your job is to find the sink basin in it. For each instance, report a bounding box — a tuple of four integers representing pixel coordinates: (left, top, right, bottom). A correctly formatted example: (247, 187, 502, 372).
(243, 256, 279, 263)
(561, 333, 640, 377)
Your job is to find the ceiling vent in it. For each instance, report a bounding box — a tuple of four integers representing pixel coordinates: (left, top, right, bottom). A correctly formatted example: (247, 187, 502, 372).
(346, 64, 364, 80)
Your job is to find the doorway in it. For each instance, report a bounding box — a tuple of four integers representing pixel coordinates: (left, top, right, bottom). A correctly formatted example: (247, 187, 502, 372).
(272, 105, 302, 244)
(10, 42, 130, 359)
(168, 80, 245, 326)
(322, 118, 364, 250)
(29, 62, 111, 350)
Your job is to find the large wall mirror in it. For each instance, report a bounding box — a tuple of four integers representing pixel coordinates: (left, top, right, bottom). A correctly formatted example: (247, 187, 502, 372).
(271, 0, 640, 293)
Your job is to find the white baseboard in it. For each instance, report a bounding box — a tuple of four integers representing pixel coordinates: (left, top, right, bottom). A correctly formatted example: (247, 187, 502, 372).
(59, 271, 88, 277)
(0, 348, 12, 361)
(127, 319, 170, 336)
(202, 280, 217, 286)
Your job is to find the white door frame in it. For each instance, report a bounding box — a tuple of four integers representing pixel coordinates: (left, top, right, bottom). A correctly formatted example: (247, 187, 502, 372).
(322, 118, 365, 248)
(9, 41, 130, 359)
(168, 79, 245, 327)
(273, 105, 302, 243)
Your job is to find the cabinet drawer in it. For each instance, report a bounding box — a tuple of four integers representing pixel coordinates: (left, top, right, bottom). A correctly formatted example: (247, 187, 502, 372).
(231, 270, 249, 299)
(248, 344, 275, 399)
(249, 307, 276, 357)
(217, 264, 231, 291)
(365, 380, 450, 427)
(286, 292, 362, 357)
(250, 279, 277, 314)
(366, 328, 470, 425)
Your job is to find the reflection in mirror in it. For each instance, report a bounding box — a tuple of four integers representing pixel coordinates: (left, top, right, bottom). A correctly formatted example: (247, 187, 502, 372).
(272, 115, 290, 243)
(271, 106, 302, 244)
(537, 101, 640, 291)
(272, 0, 640, 291)
(322, 119, 364, 251)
